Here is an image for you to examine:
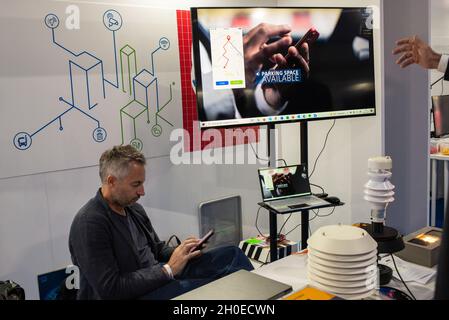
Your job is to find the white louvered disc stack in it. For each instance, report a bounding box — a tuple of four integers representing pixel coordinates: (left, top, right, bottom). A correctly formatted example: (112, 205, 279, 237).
(307, 225, 378, 300)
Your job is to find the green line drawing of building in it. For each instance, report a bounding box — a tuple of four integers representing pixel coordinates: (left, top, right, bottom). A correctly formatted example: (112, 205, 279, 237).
(119, 82, 175, 149)
(120, 44, 138, 95)
(120, 99, 147, 150)
(152, 83, 174, 137)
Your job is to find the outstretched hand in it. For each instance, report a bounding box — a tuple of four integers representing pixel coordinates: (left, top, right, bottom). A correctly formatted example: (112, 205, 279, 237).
(393, 35, 441, 70)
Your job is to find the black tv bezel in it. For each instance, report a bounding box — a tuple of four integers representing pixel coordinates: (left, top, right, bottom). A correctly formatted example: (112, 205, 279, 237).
(191, 6, 377, 130)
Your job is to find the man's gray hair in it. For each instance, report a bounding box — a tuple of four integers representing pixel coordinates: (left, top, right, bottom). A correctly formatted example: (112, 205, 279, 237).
(99, 145, 146, 183)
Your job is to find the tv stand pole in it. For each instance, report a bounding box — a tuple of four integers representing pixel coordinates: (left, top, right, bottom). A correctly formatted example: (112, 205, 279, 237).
(267, 123, 278, 263)
(266, 121, 310, 262)
(300, 121, 309, 251)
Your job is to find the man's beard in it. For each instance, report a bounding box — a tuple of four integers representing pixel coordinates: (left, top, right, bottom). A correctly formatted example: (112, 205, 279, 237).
(112, 194, 140, 208)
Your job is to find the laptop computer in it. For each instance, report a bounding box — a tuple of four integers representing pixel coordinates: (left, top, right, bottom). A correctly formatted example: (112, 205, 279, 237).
(432, 95, 449, 138)
(37, 268, 67, 300)
(258, 164, 331, 214)
(172, 270, 292, 300)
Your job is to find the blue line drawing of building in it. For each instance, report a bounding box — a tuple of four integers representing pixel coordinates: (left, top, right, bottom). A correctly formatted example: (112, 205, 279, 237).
(69, 52, 104, 110)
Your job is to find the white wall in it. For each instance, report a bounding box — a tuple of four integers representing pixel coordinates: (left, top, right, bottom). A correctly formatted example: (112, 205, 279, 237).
(382, 0, 430, 234)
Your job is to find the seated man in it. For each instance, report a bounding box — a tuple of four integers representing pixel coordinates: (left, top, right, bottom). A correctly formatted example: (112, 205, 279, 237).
(69, 145, 253, 300)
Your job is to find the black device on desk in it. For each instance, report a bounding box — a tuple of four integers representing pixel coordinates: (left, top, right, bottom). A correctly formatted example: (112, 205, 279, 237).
(323, 196, 342, 205)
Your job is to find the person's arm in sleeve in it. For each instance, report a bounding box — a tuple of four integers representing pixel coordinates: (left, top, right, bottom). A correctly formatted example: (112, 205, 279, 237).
(133, 204, 175, 262)
(74, 216, 171, 300)
(393, 36, 449, 81)
(153, 230, 176, 262)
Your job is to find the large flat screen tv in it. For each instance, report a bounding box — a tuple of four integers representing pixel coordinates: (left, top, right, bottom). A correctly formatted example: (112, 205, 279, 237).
(191, 7, 376, 129)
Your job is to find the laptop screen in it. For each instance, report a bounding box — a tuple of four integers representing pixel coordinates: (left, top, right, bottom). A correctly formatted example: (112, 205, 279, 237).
(37, 268, 67, 300)
(258, 164, 311, 201)
(432, 95, 449, 138)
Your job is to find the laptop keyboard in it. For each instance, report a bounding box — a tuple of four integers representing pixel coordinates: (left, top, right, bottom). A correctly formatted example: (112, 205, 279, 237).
(270, 196, 321, 209)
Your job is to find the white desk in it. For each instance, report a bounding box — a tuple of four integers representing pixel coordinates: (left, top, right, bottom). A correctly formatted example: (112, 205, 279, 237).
(430, 154, 449, 226)
(253, 253, 436, 300)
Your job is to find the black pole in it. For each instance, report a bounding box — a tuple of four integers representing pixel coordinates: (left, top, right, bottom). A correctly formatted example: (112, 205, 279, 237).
(301, 122, 309, 250)
(267, 123, 275, 167)
(301, 121, 308, 165)
(269, 211, 278, 262)
(267, 123, 278, 262)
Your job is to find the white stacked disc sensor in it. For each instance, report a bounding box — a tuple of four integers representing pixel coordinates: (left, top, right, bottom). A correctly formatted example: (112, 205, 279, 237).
(307, 225, 378, 299)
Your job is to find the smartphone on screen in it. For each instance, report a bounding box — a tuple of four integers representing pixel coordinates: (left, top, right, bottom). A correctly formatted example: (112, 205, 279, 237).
(285, 27, 320, 59)
(273, 28, 319, 70)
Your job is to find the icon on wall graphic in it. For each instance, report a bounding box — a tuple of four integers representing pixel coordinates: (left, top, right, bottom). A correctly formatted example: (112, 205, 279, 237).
(130, 138, 143, 151)
(152, 125, 162, 137)
(13, 132, 32, 150)
(13, 10, 175, 151)
(159, 37, 170, 50)
(93, 127, 107, 143)
(44, 13, 59, 29)
(103, 10, 122, 31)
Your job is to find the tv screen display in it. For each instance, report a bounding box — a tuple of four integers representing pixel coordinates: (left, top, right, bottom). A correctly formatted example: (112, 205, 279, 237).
(191, 7, 376, 129)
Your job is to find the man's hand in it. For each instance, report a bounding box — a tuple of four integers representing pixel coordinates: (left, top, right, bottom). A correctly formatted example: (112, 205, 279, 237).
(166, 237, 202, 276)
(243, 23, 293, 86)
(393, 35, 441, 69)
(272, 173, 289, 186)
(264, 43, 310, 108)
(273, 42, 310, 75)
(235, 23, 311, 114)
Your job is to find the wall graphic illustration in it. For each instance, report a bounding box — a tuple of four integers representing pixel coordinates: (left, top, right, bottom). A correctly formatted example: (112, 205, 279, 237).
(1, 2, 182, 178)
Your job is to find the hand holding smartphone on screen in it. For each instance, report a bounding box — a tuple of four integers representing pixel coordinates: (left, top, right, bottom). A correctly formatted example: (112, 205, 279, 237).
(273, 27, 319, 71)
(190, 229, 215, 253)
(286, 27, 319, 59)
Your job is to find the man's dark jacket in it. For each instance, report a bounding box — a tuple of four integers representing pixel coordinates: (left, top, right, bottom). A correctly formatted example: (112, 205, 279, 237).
(69, 189, 174, 300)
